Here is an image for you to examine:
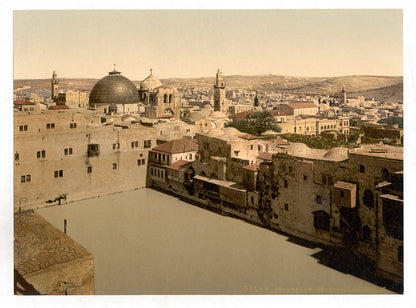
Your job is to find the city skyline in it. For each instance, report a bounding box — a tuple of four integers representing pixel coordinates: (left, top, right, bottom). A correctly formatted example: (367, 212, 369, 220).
(14, 10, 403, 80)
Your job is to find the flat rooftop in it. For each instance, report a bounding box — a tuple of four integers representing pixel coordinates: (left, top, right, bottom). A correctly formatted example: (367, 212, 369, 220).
(14, 211, 93, 278)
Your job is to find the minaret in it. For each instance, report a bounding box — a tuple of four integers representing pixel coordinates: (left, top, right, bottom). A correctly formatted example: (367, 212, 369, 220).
(214, 68, 226, 112)
(341, 85, 347, 104)
(51, 71, 59, 101)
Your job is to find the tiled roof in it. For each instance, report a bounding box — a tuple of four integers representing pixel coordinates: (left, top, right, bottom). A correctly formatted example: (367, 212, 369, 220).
(257, 152, 273, 161)
(270, 109, 288, 116)
(243, 163, 260, 171)
(152, 138, 198, 154)
(14, 99, 35, 105)
(239, 133, 258, 140)
(167, 159, 189, 171)
(287, 102, 317, 109)
(228, 110, 255, 119)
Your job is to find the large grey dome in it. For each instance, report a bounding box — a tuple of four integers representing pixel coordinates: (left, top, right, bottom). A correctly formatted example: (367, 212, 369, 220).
(89, 70, 139, 106)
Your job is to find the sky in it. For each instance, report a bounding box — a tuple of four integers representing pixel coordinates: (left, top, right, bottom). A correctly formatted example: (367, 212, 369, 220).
(13, 9, 403, 80)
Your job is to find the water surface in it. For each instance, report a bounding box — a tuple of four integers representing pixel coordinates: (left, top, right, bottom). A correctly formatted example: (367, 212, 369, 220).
(38, 188, 391, 294)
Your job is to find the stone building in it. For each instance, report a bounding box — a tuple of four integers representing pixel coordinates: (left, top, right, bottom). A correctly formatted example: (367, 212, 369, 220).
(147, 138, 198, 193)
(13, 109, 192, 212)
(257, 143, 403, 282)
(214, 68, 227, 112)
(51, 71, 89, 108)
(278, 115, 350, 136)
(278, 102, 318, 116)
(138, 70, 180, 119)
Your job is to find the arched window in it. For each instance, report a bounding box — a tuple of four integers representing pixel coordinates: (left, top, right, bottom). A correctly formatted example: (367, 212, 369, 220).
(164, 94, 168, 103)
(362, 225, 371, 241)
(382, 168, 389, 179)
(363, 189, 374, 207)
(169, 94, 172, 103)
(360, 165, 365, 173)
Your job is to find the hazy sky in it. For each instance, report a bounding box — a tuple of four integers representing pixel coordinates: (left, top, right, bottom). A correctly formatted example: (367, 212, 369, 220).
(13, 10, 403, 80)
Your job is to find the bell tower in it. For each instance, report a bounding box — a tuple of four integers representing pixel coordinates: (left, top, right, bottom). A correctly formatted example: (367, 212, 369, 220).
(51, 71, 59, 101)
(214, 68, 226, 112)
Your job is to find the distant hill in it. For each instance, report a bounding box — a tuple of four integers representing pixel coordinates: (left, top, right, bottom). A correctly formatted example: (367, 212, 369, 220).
(14, 75, 403, 102)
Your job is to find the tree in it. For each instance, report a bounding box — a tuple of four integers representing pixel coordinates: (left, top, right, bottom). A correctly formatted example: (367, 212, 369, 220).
(226, 111, 281, 136)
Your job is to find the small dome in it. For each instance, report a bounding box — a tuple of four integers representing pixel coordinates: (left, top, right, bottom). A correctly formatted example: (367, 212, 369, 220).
(89, 70, 139, 106)
(140, 73, 162, 90)
(285, 143, 311, 157)
(323, 147, 349, 161)
(223, 127, 241, 136)
(205, 128, 224, 138)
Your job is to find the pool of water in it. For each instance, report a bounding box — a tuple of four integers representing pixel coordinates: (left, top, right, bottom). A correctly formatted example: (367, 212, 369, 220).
(38, 188, 392, 295)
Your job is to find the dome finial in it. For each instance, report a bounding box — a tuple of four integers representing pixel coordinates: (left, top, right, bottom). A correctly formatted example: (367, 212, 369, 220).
(150, 68, 153, 75)
(109, 64, 121, 75)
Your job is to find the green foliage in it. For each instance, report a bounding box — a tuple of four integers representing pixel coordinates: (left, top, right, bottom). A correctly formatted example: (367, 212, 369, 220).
(378, 116, 403, 128)
(226, 111, 281, 136)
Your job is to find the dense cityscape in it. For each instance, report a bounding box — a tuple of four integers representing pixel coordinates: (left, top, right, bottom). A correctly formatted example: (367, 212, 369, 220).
(14, 66, 403, 294)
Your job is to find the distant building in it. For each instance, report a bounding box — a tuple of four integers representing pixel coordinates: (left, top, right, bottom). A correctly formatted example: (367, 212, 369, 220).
(138, 69, 180, 119)
(278, 102, 318, 116)
(214, 69, 227, 112)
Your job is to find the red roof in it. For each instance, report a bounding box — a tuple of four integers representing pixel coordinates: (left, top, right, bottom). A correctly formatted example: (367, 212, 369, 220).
(49, 105, 69, 110)
(273, 138, 288, 145)
(14, 99, 35, 105)
(270, 109, 289, 116)
(229, 110, 255, 119)
(257, 152, 273, 161)
(239, 133, 258, 140)
(152, 138, 198, 154)
(167, 160, 189, 171)
(243, 163, 260, 172)
(287, 102, 317, 109)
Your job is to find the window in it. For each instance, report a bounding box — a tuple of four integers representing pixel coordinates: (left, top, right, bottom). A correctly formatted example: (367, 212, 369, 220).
(26, 175, 31, 182)
(251, 196, 254, 204)
(21, 175, 25, 183)
(142, 159, 145, 165)
(289, 166, 293, 173)
(144, 140, 151, 148)
(37, 150, 46, 158)
(284, 179, 288, 188)
(113, 163, 117, 170)
(360, 165, 365, 173)
(284, 203, 289, 211)
(151, 169, 154, 176)
(15, 152, 19, 161)
(46, 123, 55, 129)
(59, 170, 63, 177)
(162, 154, 166, 161)
(382, 168, 389, 179)
(131, 142, 135, 148)
(303, 175, 307, 181)
(87, 166, 92, 173)
(322, 174, 333, 186)
(316, 195, 322, 204)
(70, 123, 78, 129)
(87, 144, 100, 157)
(189, 154, 192, 160)
(250, 145, 253, 150)
(363, 189, 374, 207)
(113, 143, 120, 150)
(19, 125, 28, 131)
(54, 170, 63, 178)
(138, 160, 141, 166)
(340, 190, 344, 198)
